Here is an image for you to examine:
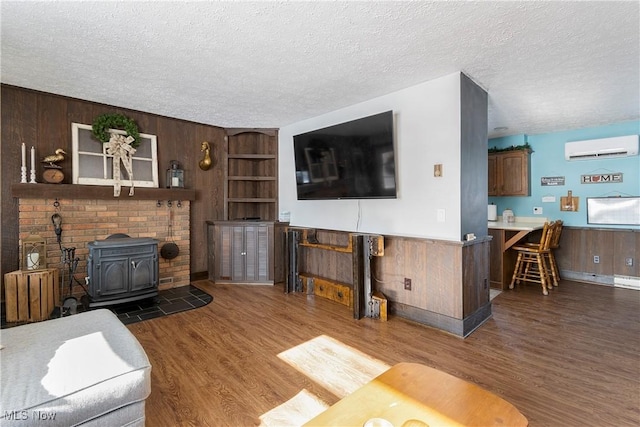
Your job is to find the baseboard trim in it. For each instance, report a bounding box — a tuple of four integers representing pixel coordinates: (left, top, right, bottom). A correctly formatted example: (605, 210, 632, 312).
(389, 301, 492, 338)
(191, 271, 208, 281)
(560, 270, 614, 286)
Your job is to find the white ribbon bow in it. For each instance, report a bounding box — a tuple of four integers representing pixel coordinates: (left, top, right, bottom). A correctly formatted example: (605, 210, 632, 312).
(106, 133, 137, 197)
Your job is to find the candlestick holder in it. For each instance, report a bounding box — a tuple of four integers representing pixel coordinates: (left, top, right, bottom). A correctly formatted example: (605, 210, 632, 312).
(29, 168, 37, 184)
(21, 166, 27, 183)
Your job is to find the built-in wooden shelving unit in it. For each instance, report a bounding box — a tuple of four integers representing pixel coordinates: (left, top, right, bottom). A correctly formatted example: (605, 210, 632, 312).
(224, 129, 278, 221)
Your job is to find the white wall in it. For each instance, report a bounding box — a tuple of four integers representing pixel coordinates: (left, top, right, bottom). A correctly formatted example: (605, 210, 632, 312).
(279, 72, 463, 240)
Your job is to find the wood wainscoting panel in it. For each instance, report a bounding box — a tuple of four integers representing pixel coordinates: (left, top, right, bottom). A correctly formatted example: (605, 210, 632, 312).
(294, 228, 489, 335)
(613, 230, 640, 278)
(555, 227, 576, 273)
(398, 237, 429, 306)
(373, 237, 424, 307)
(555, 227, 637, 285)
(424, 240, 462, 318)
(462, 239, 491, 317)
(559, 228, 615, 276)
(561, 228, 590, 274)
(585, 229, 614, 276)
(299, 230, 353, 285)
(375, 236, 461, 319)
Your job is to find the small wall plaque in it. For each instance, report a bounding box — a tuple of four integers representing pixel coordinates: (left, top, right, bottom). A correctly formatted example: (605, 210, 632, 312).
(560, 190, 579, 212)
(541, 176, 565, 186)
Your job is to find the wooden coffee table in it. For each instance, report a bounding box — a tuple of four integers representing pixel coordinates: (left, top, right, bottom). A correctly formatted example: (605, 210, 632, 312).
(304, 362, 528, 427)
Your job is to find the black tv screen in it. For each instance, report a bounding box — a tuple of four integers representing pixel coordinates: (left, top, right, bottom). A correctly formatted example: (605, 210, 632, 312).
(293, 111, 397, 200)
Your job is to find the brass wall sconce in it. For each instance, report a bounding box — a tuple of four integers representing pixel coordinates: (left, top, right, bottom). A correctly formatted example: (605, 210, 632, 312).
(199, 141, 212, 170)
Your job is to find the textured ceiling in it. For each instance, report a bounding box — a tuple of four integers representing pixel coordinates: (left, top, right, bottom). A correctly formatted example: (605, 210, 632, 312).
(1, 1, 638, 138)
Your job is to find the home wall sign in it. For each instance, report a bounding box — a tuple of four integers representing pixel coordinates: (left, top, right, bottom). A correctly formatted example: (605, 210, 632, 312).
(541, 176, 565, 186)
(581, 172, 623, 184)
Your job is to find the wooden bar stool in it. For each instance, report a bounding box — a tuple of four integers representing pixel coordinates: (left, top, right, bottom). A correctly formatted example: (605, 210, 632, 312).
(523, 219, 563, 288)
(509, 221, 555, 295)
(548, 220, 563, 287)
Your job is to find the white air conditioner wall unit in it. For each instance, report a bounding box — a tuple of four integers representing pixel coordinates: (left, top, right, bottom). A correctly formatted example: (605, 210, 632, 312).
(565, 135, 639, 161)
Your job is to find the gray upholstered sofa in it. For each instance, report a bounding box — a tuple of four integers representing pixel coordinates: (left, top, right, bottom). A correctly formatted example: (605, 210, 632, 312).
(0, 309, 151, 426)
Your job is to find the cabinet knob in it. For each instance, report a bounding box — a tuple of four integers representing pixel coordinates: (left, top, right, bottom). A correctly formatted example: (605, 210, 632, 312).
(131, 260, 137, 269)
(241, 251, 247, 256)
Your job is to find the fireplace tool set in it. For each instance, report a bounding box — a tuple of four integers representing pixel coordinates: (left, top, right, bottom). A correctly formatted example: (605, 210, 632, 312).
(51, 213, 89, 316)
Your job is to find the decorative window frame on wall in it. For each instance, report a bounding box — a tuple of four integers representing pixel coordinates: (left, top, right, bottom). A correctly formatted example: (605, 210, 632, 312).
(71, 123, 159, 188)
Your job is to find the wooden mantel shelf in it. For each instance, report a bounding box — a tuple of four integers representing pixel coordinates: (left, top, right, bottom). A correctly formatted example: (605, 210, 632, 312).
(11, 183, 196, 201)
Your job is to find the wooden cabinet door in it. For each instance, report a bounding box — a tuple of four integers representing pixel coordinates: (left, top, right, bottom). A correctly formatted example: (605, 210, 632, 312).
(231, 225, 246, 281)
(214, 221, 274, 284)
(243, 224, 272, 282)
(215, 223, 240, 281)
(488, 155, 498, 196)
(488, 150, 530, 196)
(215, 224, 230, 280)
(500, 151, 529, 196)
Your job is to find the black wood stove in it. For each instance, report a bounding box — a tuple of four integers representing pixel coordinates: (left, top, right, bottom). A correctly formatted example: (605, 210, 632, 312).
(87, 236, 159, 307)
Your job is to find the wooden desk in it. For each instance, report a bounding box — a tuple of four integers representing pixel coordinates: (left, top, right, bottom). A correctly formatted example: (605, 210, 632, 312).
(304, 362, 527, 427)
(489, 221, 545, 290)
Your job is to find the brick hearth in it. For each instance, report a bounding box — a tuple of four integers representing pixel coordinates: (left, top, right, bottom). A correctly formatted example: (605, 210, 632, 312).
(18, 198, 191, 296)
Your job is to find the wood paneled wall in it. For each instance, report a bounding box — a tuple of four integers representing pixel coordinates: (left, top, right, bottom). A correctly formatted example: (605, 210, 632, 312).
(374, 235, 490, 321)
(1, 84, 272, 279)
(296, 228, 491, 336)
(299, 230, 353, 284)
(555, 227, 639, 282)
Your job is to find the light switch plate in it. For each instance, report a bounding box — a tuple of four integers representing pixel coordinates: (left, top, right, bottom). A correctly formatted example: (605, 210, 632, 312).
(533, 207, 543, 215)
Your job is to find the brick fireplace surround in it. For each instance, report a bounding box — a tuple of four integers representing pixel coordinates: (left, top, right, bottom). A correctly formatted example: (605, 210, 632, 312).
(18, 197, 191, 299)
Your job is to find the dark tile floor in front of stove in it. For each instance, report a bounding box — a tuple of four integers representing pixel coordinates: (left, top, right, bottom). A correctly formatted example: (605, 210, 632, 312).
(110, 285, 213, 325)
(1, 285, 213, 328)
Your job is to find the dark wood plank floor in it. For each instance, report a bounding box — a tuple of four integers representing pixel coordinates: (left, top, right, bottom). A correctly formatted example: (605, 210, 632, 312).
(128, 280, 640, 426)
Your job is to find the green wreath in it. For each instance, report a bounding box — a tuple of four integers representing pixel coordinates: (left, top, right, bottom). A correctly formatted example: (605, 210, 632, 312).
(92, 113, 141, 148)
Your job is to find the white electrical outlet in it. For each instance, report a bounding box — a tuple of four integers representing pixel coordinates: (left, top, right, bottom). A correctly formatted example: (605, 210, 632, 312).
(533, 207, 543, 215)
(437, 209, 446, 222)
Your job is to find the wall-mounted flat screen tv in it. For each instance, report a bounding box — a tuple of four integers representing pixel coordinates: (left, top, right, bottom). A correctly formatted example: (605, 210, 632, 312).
(293, 111, 397, 200)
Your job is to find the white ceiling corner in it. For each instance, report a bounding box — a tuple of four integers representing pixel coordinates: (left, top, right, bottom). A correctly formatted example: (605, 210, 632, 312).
(1, 1, 638, 138)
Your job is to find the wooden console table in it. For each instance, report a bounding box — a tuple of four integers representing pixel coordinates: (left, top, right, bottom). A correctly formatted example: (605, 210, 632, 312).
(4, 268, 59, 322)
(304, 362, 528, 426)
